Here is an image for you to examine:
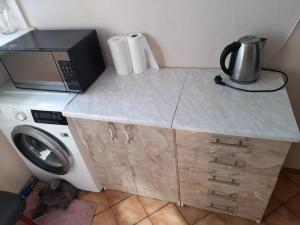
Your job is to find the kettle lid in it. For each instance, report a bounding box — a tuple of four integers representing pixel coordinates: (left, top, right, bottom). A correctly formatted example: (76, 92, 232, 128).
(239, 35, 261, 44)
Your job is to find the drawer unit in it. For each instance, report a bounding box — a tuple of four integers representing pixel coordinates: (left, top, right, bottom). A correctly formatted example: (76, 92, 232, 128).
(176, 130, 290, 177)
(176, 130, 286, 222)
(179, 166, 277, 221)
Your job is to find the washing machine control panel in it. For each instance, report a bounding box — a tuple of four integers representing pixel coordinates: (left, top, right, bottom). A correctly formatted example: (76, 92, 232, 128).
(16, 112, 27, 121)
(0, 107, 32, 122)
(31, 110, 68, 125)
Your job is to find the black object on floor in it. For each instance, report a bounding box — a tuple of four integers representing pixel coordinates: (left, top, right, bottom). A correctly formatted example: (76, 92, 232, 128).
(0, 191, 37, 225)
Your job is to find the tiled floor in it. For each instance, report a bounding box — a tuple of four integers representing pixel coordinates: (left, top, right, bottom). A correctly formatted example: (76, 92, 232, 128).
(36, 170, 300, 225)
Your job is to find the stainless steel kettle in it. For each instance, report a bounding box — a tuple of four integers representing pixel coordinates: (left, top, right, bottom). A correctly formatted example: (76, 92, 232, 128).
(220, 35, 267, 84)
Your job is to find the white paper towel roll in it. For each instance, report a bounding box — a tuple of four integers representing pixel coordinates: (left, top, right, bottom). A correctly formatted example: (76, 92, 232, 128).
(127, 33, 159, 74)
(108, 35, 133, 75)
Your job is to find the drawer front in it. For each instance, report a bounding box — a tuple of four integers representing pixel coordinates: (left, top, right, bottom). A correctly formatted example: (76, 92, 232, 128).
(179, 166, 276, 221)
(176, 130, 290, 177)
(180, 190, 239, 216)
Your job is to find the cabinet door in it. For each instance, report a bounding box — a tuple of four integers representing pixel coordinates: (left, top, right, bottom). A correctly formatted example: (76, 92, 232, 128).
(125, 124, 179, 203)
(70, 118, 137, 194)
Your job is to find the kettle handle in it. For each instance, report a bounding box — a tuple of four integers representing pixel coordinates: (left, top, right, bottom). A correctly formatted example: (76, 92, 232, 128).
(220, 42, 241, 76)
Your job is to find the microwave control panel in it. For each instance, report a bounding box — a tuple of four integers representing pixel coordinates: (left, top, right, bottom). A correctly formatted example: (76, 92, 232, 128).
(58, 60, 81, 91)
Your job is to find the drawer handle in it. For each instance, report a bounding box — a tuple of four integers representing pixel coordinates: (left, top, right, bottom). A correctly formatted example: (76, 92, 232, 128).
(211, 138, 248, 148)
(108, 122, 117, 141)
(207, 203, 237, 214)
(208, 175, 239, 186)
(208, 190, 238, 201)
(209, 157, 245, 168)
(125, 125, 134, 144)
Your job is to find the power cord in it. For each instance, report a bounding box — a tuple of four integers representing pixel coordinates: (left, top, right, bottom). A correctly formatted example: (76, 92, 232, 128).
(214, 68, 288, 92)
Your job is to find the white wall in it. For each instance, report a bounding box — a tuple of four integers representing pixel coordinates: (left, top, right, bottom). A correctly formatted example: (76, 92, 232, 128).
(0, 131, 31, 193)
(17, 0, 300, 67)
(269, 22, 300, 169)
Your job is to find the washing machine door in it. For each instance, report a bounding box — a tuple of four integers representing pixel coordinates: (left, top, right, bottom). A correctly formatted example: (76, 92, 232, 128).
(11, 125, 73, 175)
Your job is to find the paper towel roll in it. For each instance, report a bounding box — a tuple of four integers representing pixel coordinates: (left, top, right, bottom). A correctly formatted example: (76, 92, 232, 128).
(127, 33, 159, 74)
(108, 35, 133, 75)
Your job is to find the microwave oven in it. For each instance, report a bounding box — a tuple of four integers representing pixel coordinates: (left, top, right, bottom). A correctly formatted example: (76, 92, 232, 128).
(0, 30, 105, 92)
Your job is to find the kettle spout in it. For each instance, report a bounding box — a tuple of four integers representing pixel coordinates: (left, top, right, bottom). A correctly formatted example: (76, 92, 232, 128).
(261, 38, 267, 47)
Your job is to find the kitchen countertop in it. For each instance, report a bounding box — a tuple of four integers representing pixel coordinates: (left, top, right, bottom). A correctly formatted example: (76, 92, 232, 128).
(64, 67, 188, 128)
(64, 67, 300, 142)
(173, 68, 300, 142)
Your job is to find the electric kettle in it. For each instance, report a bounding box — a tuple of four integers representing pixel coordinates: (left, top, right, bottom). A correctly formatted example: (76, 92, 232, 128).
(220, 35, 267, 84)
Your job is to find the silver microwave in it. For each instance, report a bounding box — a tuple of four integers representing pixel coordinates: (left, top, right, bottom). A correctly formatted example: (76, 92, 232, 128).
(0, 29, 105, 92)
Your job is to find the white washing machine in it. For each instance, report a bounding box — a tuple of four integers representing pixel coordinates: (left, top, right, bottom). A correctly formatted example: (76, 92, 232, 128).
(0, 82, 102, 192)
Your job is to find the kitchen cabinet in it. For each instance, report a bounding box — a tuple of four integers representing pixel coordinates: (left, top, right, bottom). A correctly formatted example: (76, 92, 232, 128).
(64, 68, 300, 223)
(70, 116, 292, 222)
(70, 118, 138, 194)
(69, 118, 179, 203)
(176, 130, 291, 222)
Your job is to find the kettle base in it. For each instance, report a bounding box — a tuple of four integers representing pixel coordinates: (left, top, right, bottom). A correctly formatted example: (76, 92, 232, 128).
(230, 77, 258, 85)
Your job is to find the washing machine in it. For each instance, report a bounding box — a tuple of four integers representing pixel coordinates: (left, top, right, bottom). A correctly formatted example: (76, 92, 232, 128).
(0, 82, 102, 192)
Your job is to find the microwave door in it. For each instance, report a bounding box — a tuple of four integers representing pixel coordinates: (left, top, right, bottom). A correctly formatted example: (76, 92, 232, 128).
(1, 52, 66, 91)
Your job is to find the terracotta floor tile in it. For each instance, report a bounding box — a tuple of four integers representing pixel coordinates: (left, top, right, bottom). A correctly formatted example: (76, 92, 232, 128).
(272, 174, 300, 202)
(264, 195, 283, 217)
(257, 221, 269, 225)
(177, 205, 210, 225)
(150, 204, 188, 225)
(79, 191, 109, 214)
(92, 208, 118, 225)
(284, 172, 300, 187)
(137, 218, 153, 225)
(78, 190, 90, 198)
(218, 214, 255, 225)
(112, 195, 147, 225)
(105, 189, 132, 206)
(264, 206, 300, 225)
(138, 196, 168, 215)
(194, 213, 225, 225)
(33, 180, 48, 192)
(285, 193, 300, 218)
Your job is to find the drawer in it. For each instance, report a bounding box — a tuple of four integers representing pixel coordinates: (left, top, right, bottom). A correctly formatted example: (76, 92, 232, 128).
(181, 186, 269, 221)
(176, 130, 290, 177)
(179, 166, 276, 221)
(180, 191, 239, 216)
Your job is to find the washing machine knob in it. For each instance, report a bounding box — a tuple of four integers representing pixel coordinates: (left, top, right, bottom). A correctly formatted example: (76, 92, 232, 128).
(16, 112, 27, 121)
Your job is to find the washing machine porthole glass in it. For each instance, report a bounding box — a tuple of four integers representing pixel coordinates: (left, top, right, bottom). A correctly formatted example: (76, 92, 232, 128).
(12, 125, 73, 175)
(21, 134, 62, 168)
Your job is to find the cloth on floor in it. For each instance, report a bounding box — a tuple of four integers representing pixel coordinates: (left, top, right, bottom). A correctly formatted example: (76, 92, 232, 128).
(17, 190, 96, 225)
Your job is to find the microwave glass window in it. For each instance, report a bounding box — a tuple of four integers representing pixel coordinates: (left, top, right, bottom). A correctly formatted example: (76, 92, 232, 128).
(1, 52, 64, 87)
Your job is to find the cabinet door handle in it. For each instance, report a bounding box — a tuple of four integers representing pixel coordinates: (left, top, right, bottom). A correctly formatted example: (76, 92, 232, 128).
(208, 190, 238, 201)
(108, 122, 117, 141)
(209, 157, 245, 168)
(211, 138, 248, 148)
(125, 125, 133, 144)
(207, 203, 237, 214)
(208, 175, 239, 186)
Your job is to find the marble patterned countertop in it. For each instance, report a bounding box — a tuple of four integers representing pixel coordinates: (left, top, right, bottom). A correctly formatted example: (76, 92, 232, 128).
(173, 69, 300, 142)
(64, 67, 188, 128)
(64, 67, 300, 142)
